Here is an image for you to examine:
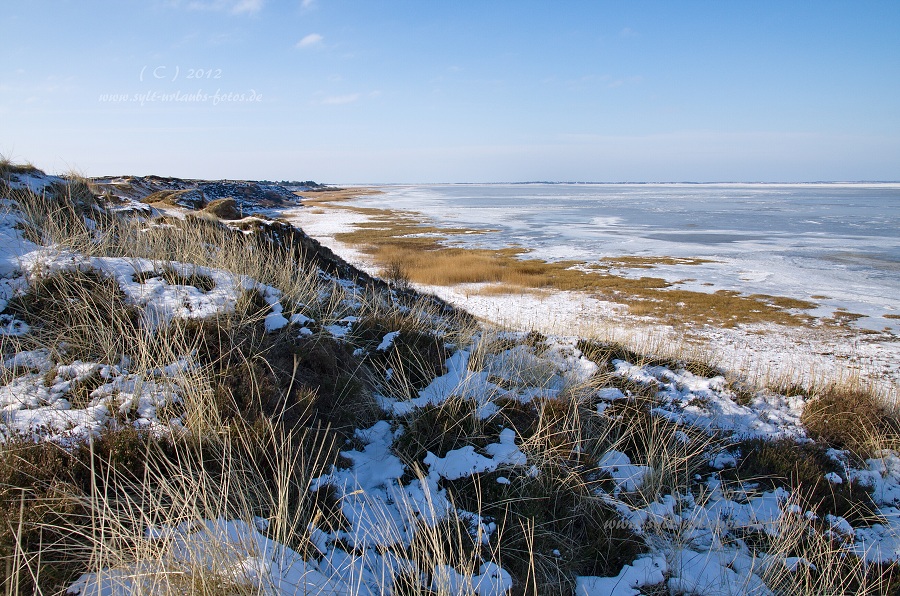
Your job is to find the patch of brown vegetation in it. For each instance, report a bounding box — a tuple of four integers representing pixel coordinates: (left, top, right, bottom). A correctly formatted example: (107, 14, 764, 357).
(801, 386, 900, 458)
(0, 158, 40, 177)
(319, 202, 821, 329)
(202, 197, 242, 220)
(141, 188, 205, 209)
(724, 438, 878, 522)
(5, 269, 142, 364)
(598, 255, 715, 269)
(182, 310, 378, 439)
(298, 187, 383, 206)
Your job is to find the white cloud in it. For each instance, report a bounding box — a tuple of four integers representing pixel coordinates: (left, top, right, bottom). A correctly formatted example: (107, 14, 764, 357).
(301, 0, 316, 8)
(321, 93, 359, 105)
(177, 0, 264, 14)
(620, 27, 638, 38)
(296, 33, 324, 48)
(231, 0, 263, 14)
(607, 75, 643, 89)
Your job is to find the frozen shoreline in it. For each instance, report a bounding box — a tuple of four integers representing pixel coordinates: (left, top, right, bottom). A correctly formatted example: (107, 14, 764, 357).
(285, 201, 900, 398)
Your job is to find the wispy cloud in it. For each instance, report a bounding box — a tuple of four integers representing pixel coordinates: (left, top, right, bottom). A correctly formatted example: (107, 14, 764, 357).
(296, 33, 323, 49)
(173, 0, 265, 15)
(607, 75, 643, 88)
(231, 0, 263, 14)
(563, 73, 642, 90)
(619, 27, 638, 38)
(300, 0, 316, 8)
(320, 93, 359, 105)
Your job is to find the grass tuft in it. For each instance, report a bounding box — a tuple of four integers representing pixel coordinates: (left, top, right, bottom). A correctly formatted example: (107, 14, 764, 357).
(802, 385, 900, 459)
(724, 438, 878, 522)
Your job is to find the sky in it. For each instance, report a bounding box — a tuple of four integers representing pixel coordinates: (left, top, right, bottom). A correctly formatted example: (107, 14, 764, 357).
(1, 1, 899, 183)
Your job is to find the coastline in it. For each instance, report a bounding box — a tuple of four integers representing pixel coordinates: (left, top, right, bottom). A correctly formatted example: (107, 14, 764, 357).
(285, 187, 900, 398)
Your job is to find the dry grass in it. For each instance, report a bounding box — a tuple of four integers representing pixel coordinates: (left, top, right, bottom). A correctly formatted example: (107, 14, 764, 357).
(12, 185, 331, 322)
(597, 255, 716, 269)
(5, 268, 143, 365)
(326, 202, 820, 329)
(380, 257, 411, 290)
(0, 157, 40, 179)
(140, 188, 205, 209)
(2, 172, 899, 594)
(296, 187, 383, 207)
(0, 420, 340, 594)
(758, 504, 900, 595)
(802, 385, 900, 459)
(201, 197, 242, 220)
(391, 345, 648, 594)
(0, 177, 376, 592)
(132, 266, 217, 292)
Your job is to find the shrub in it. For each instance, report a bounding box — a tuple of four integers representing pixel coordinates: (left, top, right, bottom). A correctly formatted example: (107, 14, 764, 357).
(0, 428, 158, 594)
(182, 315, 377, 439)
(382, 258, 411, 290)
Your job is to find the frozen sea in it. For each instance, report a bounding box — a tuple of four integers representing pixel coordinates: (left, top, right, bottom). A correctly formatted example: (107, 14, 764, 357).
(348, 183, 900, 333)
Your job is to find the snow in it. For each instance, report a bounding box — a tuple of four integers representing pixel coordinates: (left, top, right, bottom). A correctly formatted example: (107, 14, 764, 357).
(825, 471, 843, 484)
(0, 313, 29, 336)
(598, 387, 627, 401)
(710, 451, 738, 470)
(612, 361, 807, 440)
(6, 172, 65, 193)
(325, 316, 357, 338)
(0, 353, 186, 443)
(2, 170, 900, 595)
(290, 313, 314, 325)
(431, 562, 513, 595)
(18, 251, 244, 328)
(424, 428, 527, 481)
(376, 330, 400, 351)
(67, 518, 353, 596)
(576, 555, 667, 595)
(305, 419, 514, 594)
(387, 348, 483, 416)
(852, 450, 900, 507)
(667, 548, 771, 595)
(598, 450, 649, 493)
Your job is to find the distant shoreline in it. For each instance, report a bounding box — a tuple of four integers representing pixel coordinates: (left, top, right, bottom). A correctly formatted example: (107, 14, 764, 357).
(336, 181, 900, 187)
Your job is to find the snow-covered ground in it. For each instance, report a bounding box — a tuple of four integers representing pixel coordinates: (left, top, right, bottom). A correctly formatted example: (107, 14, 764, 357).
(3, 170, 899, 595)
(343, 184, 900, 334)
(284, 200, 900, 398)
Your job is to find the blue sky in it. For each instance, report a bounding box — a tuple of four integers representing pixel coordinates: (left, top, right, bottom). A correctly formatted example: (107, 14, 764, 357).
(2, 1, 898, 182)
